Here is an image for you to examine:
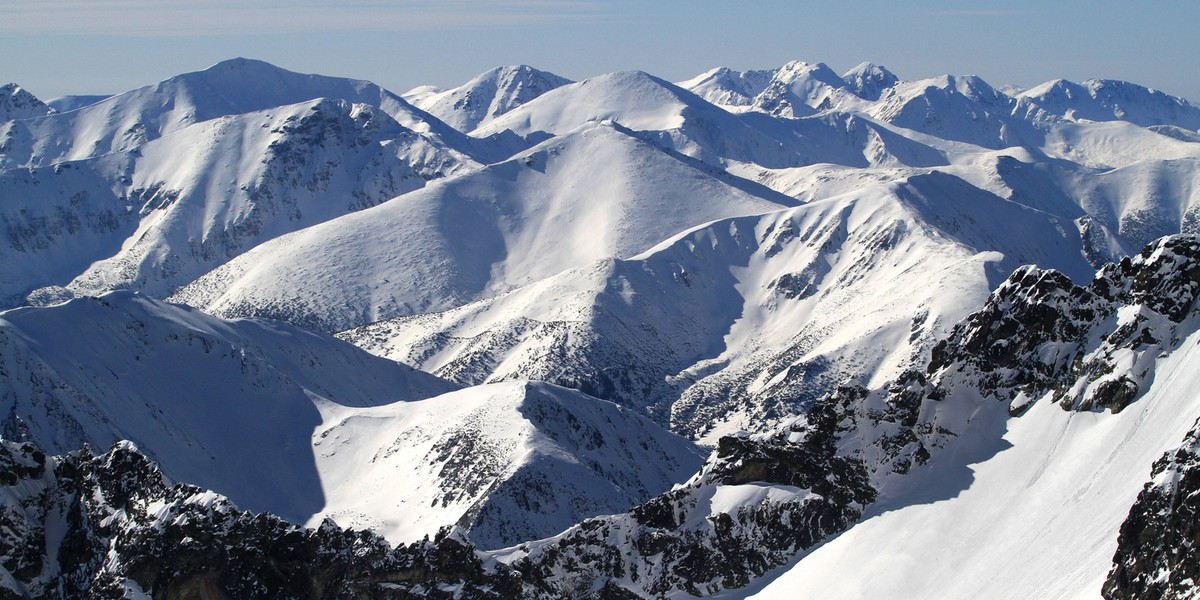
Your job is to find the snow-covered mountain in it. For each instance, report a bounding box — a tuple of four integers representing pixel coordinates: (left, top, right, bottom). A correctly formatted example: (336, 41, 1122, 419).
(0, 292, 700, 551)
(10, 234, 1193, 599)
(343, 170, 1094, 439)
(169, 121, 793, 332)
(0, 291, 454, 521)
(0, 97, 474, 307)
(0, 84, 53, 121)
(404, 65, 572, 133)
(3, 58, 1200, 598)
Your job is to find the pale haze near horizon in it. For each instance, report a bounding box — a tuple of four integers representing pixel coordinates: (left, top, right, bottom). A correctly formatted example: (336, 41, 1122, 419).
(3, 1, 1197, 104)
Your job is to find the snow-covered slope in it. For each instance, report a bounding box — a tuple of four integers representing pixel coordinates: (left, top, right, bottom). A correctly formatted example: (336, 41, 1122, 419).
(404, 65, 571, 133)
(0, 96, 473, 306)
(344, 170, 1094, 438)
(677, 66, 776, 109)
(313, 380, 704, 548)
(0, 292, 699, 550)
(841, 62, 900, 101)
(0, 291, 455, 522)
(1015, 78, 1200, 130)
(745, 234, 1200, 600)
(473, 69, 936, 170)
(170, 121, 793, 332)
(45, 93, 110, 113)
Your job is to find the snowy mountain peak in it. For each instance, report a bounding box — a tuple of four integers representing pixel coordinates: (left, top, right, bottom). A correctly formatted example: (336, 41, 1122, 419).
(750, 60, 852, 116)
(775, 60, 845, 85)
(678, 65, 777, 108)
(404, 64, 571, 132)
(1015, 76, 1200, 129)
(841, 61, 899, 100)
(0, 83, 54, 121)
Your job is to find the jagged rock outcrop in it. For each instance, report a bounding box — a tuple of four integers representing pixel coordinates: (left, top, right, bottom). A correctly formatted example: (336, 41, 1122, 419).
(0, 440, 520, 599)
(1104, 416, 1200, 600)
(925, 234, 1200, 415)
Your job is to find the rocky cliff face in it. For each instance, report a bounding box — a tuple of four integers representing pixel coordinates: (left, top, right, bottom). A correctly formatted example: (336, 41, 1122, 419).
(1104, 416, 1200, 600)
(925, 234, 1200, 416)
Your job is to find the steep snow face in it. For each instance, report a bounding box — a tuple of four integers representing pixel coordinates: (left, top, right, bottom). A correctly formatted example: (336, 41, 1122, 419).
(0, 57, 475, 170)
(344, 171, 1094, 438)
(312, 380, 704, 548)
(0, 291, 456, 523)
(405, 65, 572, 133)
(0, 84, 53, 121)
(0, 97, 472, 306)
(170, 122, 792, 332)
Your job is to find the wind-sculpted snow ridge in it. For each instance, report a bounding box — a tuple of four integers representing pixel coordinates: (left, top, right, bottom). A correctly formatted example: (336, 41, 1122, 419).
(1104, 415, 1200, 600)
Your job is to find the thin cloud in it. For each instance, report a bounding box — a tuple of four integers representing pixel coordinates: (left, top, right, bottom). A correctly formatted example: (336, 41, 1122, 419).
(1, 0, 611, 36)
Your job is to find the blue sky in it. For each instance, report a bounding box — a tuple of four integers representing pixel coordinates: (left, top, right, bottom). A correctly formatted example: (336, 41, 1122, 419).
(4, 1, 1198, 103)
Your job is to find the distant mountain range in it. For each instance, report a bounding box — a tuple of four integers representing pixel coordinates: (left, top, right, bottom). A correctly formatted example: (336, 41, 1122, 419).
(1, 58, 1198, 598)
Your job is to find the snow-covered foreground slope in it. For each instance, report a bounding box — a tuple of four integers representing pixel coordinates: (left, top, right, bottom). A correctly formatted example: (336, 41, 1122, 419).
(746, 237, 1200, 600)
(747, 339, 1200, 599)
(171, 121, 793, 332)
(345, 170, 1093, 437)
(0, 293, 701, 549)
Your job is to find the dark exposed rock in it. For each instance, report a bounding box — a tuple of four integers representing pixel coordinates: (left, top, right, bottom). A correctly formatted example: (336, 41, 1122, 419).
(927, 235, 1200, 414)
(1104, 416, 1200, 600)
(0, 440, 521, 599)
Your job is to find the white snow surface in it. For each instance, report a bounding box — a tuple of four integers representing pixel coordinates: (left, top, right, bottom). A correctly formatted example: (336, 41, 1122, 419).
(313, 379, 703, 548)
(743, 313, 1200, 600)
(345, 170, 1094, 438)
(170, 121, 792, 332)
(403, 65, 571, 133)
(0, 292, 701, 548)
